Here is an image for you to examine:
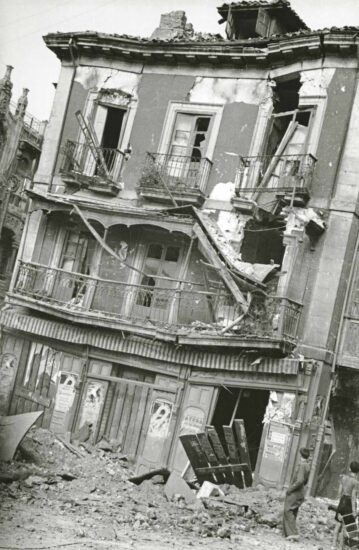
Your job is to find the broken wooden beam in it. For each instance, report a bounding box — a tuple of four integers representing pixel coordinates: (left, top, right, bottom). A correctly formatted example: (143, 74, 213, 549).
(180, 434, 216, 484)
(193, 223, 248, 311)
(233, 419, 253, 487)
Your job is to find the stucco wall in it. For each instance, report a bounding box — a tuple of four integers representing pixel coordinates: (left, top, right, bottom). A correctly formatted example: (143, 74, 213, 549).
(123, 73, 196, 190)
(208, 102, 258, 195)
(311, 68, 357, 204)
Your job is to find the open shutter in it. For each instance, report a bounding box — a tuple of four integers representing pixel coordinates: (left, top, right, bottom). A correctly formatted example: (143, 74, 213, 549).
(255, 8, 271, 37)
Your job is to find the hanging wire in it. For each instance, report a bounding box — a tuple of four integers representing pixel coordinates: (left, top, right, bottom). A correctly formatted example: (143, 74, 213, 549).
(244, 225, 286, 233)
(0, 0, 118, 46)
(0, 0, 75, 29)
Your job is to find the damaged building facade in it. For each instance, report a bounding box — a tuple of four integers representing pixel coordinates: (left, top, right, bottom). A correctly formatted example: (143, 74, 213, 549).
(1, 1, 358, 494)
(0, 65, 46, 305)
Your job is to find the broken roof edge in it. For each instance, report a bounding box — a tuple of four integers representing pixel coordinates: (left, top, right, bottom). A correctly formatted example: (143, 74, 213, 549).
(43, 25, 359, 53)
(27, 189, 194, 222)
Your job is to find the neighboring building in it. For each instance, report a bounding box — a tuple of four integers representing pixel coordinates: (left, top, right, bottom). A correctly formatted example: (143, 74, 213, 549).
(1, 2, 358, 495)
(0, 65, 46, 304)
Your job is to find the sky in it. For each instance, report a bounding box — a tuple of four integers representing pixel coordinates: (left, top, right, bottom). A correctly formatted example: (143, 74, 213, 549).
(0, 0, 358, 121)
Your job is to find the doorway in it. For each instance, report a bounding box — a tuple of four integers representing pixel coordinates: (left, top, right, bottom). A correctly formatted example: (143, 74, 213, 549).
(100, 107, 125, 173)
(211, 387, 270, 470)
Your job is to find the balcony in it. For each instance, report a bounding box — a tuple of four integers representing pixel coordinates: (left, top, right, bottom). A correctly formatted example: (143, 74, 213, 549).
(138, 152, 212, 206)
(60, 140, 124, 196)
(10, 261, 301, 350)
(233, 154, 316, 211)
(21, 113, 47, 150)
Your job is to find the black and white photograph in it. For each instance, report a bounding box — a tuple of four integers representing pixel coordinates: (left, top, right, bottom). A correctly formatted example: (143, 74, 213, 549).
(1, 1, 359, 548)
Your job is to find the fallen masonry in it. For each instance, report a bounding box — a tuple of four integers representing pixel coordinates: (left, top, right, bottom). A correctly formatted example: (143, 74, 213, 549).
(0, 428, 338, 548)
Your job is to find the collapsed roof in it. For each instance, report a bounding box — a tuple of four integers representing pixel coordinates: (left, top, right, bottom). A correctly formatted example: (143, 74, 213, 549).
(217, 1, 309, 39)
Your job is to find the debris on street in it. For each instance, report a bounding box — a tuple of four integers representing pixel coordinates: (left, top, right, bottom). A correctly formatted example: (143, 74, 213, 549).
(0, 428, 336, 549)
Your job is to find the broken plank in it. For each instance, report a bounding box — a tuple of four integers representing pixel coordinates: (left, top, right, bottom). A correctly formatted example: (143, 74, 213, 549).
(197, 432, 226, 484)
(55, 435, 84, 458)
(206, 426, 235, 485)
(233, 419, 253, 487)
(129, 468, 171, 485)
(180, 434, 216, 484)
(256, 121, 298, 192)
(196, 463, 249, 474)
(193, 223, 248, 310)
(223, 425, 244, 489)
(205, 496, 249, 512)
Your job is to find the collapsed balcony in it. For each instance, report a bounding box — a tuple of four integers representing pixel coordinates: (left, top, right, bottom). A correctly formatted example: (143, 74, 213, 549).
(234, 154, 316, 209)
(11, 260, 301, 348)
(60, 140, 124, 195)
(138, 152, 212, 206)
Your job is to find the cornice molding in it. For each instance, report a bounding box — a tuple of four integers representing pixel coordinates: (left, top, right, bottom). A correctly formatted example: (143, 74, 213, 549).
(43, 29, 358, 68)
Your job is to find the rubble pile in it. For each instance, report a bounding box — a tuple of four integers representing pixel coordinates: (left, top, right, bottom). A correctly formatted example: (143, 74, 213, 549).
(0, 428, 335, 548)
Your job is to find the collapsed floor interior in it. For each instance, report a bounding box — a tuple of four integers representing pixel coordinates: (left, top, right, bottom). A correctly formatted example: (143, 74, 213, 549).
(211, 386, 270, 470)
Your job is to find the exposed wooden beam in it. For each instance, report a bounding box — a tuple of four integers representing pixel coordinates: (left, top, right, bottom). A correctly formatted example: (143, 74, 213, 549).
(193, 222, 248, 311)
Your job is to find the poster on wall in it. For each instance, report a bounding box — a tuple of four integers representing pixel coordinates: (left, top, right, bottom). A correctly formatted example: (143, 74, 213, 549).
(148, 399, 173, 439)
(78, 381, 107, 432)
(0, 353, 17, 414)
(263, 391, 295, 424)
(54, 373, 78, 414)
(259, 421, 292, 484)
(179, 406, 205, 435)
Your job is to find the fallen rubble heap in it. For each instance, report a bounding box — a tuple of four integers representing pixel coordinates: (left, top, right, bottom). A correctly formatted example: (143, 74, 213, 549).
(0, 428, 336, 547)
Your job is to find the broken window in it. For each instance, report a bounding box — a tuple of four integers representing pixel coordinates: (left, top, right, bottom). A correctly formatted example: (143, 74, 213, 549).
(264, 76, 313, 159)
(169, 113, 211, 159)
(50, 225, 98, 305)
(241, 220, 285, 266)
(59, 226, 97, 276)
(165, 113, 212, 183)
(136, 242, 182, 311)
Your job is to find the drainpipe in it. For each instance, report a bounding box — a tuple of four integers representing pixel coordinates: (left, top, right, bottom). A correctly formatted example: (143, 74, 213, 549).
(49, 37, 78, 194)
(306, 38, 359, 496)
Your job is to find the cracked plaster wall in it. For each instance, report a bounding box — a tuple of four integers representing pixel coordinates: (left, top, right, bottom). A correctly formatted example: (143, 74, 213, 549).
(309, 68, 357, 206)
(57, 67, 141, 165)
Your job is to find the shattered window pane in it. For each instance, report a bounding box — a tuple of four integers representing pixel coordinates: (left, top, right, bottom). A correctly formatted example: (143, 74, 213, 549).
(165, 246, 180, 262)
(147, 244, 163, 259)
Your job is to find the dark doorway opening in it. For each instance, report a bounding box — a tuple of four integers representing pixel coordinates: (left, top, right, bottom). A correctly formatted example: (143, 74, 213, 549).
(211, 387, 270, 470)
(0, 227, 14, 279)
(241, 220, 285, 267)
(100, 107, 125, 173)
(101, 107, 125, 149)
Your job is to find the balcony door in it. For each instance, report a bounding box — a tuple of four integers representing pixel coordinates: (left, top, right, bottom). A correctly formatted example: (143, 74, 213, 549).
(97, 106, 125, 177)
(52, 229, 95, 306)
(131, 242, 182, 323)
(166, 114, 211, 187)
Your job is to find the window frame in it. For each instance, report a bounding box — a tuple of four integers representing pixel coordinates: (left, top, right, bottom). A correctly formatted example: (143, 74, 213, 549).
(158, 101, 223, 162)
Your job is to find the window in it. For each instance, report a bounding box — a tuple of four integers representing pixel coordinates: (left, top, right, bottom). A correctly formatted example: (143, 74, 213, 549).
(136, 243, 181, 309)
(22, 343, 59, 399)
(169, 114, 211, 160)
(98, 107, 126, 173)
(159, 102, 223, 162)
(0, 228, 15, 279)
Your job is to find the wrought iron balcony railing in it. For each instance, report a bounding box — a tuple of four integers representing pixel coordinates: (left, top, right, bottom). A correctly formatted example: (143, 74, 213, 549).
(60, 140, 124, 186)
(12, 261, 301, 342)
(138, 152, 212, 194)
(235, 154, 316, 196)
(23, 112, 47, 137)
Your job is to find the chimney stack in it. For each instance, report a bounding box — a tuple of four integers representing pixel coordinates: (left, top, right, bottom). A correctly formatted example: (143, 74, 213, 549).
(151, 11, 193, 40)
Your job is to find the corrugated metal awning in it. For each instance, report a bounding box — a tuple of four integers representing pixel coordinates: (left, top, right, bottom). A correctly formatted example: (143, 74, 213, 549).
(0, 309, 301, 375)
